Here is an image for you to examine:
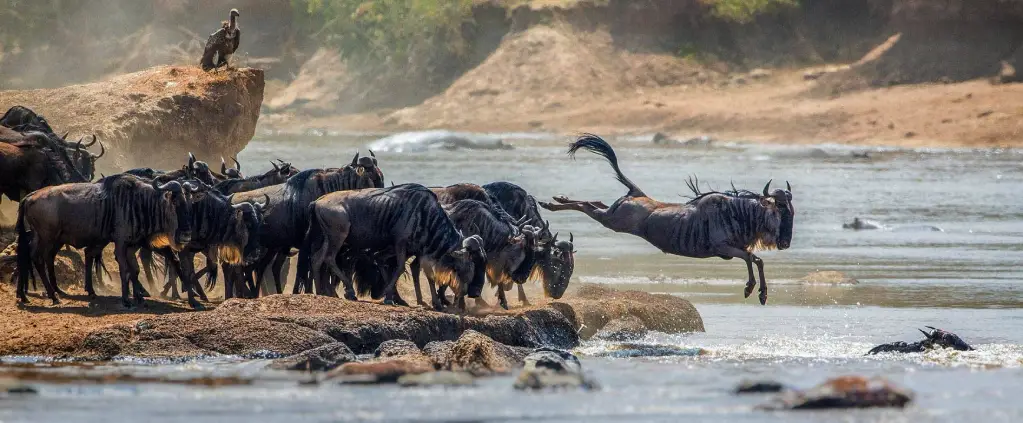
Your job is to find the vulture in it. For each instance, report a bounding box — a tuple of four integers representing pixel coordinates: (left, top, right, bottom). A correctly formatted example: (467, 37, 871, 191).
(200, 9, 240, 72)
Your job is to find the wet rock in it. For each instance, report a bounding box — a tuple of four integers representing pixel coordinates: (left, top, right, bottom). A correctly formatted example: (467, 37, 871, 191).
(514, 347, 599, 391)
(736, 380, 787, 394)
(118, 338, 217, 360)
(375, 339, 422, 358)
(593, 316, 648, 342)
(443, 330, 529, 376)
(422, 341, 455, 369)
(0, 378, 38, 397)
(74, 324, 133, 360)
(760, 376, 913, 410)
(129, 313, 337, 358)
(328, 359, 434, 384)
(398, 371, 476, 387)
(0, 66, 263, 170)
(842, 217, 885, 230)
(557, 284, 704, 340)
(799, 271, 858, 285)
(270, 342, 357, 372)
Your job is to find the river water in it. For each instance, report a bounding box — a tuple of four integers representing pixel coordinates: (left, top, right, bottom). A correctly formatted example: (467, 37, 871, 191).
(3, 132, 1023, 422)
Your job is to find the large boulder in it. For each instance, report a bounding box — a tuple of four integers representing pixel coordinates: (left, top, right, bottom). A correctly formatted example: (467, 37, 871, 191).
(269, 342, 357, 372)
(0, 66, 264, 171)
(553, 284, 705, 340)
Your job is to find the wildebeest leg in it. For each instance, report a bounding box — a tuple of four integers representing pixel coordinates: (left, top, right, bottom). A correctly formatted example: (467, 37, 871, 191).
(162, 260, 181, 300)
(409, 257, 426, 307)
(382, 245, 407, 306)
(552, 195, 609, 209)
(270, 253, 287, 295)
(45, 249, 67, 299)
(125, 246, 147, 307)
(138, 249, 156, 297)
(538, 200, 609, 224)
(178, 251, 204, 310)
(312, 217, 354, 300)
(751, 253, 767, 305)
(495, 285, 510, 310)
(31, 244, 59, 304)
(83, 246, 103, 298)
(436, 284, 452, 306)
(114, 244, 136, 308)
(713, 245, 764, 305)
(517, 283, 531, 306)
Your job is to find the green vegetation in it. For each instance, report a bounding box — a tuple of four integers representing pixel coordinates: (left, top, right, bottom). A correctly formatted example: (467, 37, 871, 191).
(704, 0, 799, 23)
(292, 0, 475, 73)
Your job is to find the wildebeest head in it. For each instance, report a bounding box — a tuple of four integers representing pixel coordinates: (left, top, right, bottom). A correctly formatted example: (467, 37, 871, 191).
(187, 152, 217, 185)
(446, 234, 487, 298)
(151, 180, 195, 249)
(221, 194, 268, 265)
(920, 326, 973, 351)
(270, 159, 298, 179)
(538, 229, 575, 299)
(761, 180, 795, 250)
(221, 156, 243, 179)
(351, 151, 384, 188)
(70, 135, 104, 180)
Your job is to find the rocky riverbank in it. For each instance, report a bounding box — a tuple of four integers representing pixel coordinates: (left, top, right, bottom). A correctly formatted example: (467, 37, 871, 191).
(0, 283, 703, 360)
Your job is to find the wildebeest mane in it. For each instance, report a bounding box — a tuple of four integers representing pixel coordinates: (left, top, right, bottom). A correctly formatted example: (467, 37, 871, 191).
(683, 175, 762, 205)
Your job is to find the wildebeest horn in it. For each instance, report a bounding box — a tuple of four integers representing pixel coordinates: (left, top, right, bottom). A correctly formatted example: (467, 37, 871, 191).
(233, 156, 242, 171)
(155, 180, 183, 192)
(390, 181, 395, 187)
(569, 232, 574, 243)
(83, 134, 97, 147)
(75, 136, 84, 149)
(221, 157, 228, 174)
(552, 232, 558, 242)
(271, 160, 280, 172)
(91, 141, 105, 159)
(515, 215, 529, 227)
(257, 194, 270, 209)
(188, 152, 197, 167)
(786, 181, 792, 192)
(61, 131, 70, 141)
(919, 328, 933, 339)
(369, 149, 376, 158)
(763, 179, 772, 197)
(351, 152, 360, 166)
(183, 181, 201, 193)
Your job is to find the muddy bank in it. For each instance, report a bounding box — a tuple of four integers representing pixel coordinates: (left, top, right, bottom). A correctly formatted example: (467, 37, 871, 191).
(0, 66, 264, 171)
(0, 284, 703, 360)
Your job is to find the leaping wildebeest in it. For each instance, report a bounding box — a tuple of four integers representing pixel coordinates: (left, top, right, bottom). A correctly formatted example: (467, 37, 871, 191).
(539, 135, 795, 305)
(16, 174, 195, 307)
(305, 183, 488, 307)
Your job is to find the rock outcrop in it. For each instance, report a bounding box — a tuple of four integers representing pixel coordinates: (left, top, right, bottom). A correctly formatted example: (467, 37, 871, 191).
(1, 284, 704, 360)
(0, 66, 264, 171)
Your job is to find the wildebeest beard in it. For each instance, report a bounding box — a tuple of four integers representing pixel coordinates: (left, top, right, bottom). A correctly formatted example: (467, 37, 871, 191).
(533, 238, 575, 299)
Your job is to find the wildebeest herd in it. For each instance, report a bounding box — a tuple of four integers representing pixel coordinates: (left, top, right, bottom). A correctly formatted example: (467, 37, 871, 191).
(3, 105, 797, 313)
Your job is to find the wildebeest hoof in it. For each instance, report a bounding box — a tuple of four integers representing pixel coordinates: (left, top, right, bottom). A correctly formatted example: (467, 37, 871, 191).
(759, 290, 767, 305)
(190, 302, 206, 311)
(50, 298, 61, 306)
(538, 201, 554, 210)
(383, 299, 395, 306)
(743, 282, 755, 298)
(344, 292, 358, 301)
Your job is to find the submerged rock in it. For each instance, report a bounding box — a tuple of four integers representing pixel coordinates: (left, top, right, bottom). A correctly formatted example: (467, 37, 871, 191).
(328, 359, 434, 384)
(269, 342, 357, 372)
(398, 371, 476, 387)
(736, 380, 787, 394)
(0, 378, 37, 397)
(593, 316, 648, 342)
(760, 376, 913, 410)
(514, 347, 599, 391)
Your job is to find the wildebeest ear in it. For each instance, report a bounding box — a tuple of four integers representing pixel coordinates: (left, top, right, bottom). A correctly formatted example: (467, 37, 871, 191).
(760, 197, 776, 207)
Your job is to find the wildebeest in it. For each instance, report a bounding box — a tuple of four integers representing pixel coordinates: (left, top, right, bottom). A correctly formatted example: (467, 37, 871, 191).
(0, 132, 91, 202)
(142, 182, 268, 309)
(539, 134, 795, 305)
(214, 159, 298, 194)
(221, 156, 243, 179)
(305, 183, 487, 307)
(411, 199, 537, 310)
(227, 153, 384, 298)
(429, 182, 575, 305)
(0, 105, 55, 134)
(867, 327, 974, 355)
(16, 174, 194, 307)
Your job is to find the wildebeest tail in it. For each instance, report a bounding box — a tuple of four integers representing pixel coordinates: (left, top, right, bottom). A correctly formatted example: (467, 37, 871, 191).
(15, 200, 31, 300)
(568, 134, 646, 197)
(297, 203, 321, 290)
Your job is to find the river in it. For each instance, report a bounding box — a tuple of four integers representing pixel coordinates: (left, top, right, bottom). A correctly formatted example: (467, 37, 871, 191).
(3, 132, 1022, 422)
